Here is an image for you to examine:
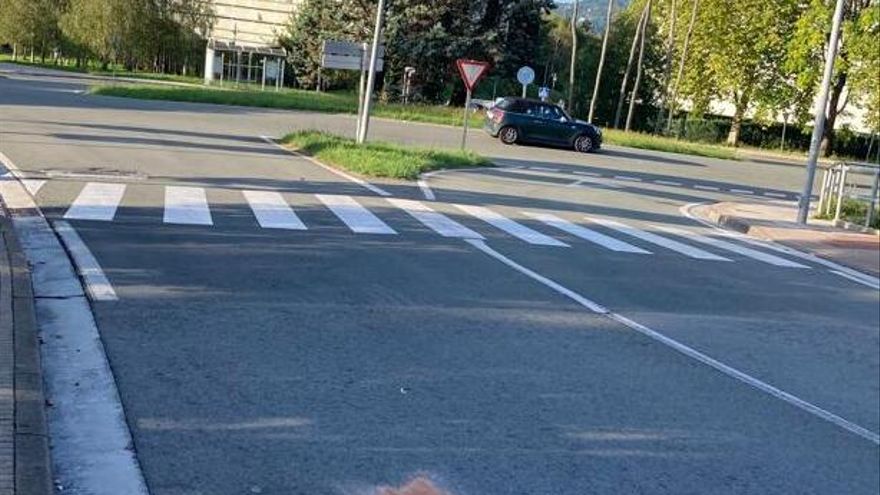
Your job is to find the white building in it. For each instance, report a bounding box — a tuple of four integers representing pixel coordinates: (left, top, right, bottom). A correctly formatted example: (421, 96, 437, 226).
(203, 0, 298, 84)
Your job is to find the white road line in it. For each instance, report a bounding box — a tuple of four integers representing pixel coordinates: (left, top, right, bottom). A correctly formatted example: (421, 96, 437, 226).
(656, 226, 809, 268)
(573, 171, 601, 177)
(164, 186, 212, 225)
(588, 218, 731, 261)
(566, 179, 586, 187)
(694, 185, 720, 191)
(64, 182, 126, 221)
(21, 179, 46, 195)
(455, 204, 568, 246)
(53, 220, 118, 301)
(830, 270, 880, 290)
(316, 194, 396, 234)
(387, 198, 483, 239)
(417, 179, 435, 200)
(243, 190, 307, 230)
(259, 135, 391, 197)
(730, 188, 754, 194)
(681, 202, 880, 290)
(571, 177, 622, 189)
(530, 166, 560, 172)
(524, 212, 650, 253)
(0, 174, 36, 210)
(655, 180, 682, 186)
(765, 192, 789, 198)
(465, 238, 880, 445)
(615, 175, 642, 182)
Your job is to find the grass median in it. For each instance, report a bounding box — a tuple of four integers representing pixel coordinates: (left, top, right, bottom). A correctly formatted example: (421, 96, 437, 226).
(281, 130, 491, 180)
(602, 129, 738, 160)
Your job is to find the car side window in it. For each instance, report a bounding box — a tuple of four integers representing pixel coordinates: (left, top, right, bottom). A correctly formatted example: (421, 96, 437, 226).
(542, 104, 566, 121)
(524, 103, 539, 116)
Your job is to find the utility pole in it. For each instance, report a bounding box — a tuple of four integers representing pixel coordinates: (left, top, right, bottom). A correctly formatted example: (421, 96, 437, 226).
(356, 0, 386, 144)
(797, 0, 845, 224)
(588, 0, 615, 123)
(626, 0, 651, 132)
(568, 0, 579, 111)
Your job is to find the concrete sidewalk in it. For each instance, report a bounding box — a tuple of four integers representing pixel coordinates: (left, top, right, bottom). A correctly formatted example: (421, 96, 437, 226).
(692, 200, 880, 277)
(0, 211, 52, 495)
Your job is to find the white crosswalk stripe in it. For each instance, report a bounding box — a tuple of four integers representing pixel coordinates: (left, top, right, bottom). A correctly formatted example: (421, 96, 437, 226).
(243, 190, 307, 230)
(524, 212, 649, 253)
(64, 182, 126, 221)
(655, 226, 809, 268)
(316, 194, 396, 234)
(587, 217, 731, 261)
(164, 186, 212, 225)
(455, 205, 568, 246)
(387, 198, 483, 239)
(22, 179, 46, 196)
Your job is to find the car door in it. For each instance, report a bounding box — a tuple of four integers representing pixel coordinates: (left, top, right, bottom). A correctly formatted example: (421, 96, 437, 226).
(516, 101, 548, 143)
(534, 104, 573, 145)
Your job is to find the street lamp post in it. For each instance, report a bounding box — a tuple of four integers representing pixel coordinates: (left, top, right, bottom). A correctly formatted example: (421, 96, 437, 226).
(797, 0, 846, 224)
(356, 0, 386, 144)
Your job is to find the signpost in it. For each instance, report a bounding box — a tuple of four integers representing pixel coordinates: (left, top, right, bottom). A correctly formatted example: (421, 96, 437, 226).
(456, 59, 491, 150)
(321, 40, 385, 139)
(517, 66, 535, 98)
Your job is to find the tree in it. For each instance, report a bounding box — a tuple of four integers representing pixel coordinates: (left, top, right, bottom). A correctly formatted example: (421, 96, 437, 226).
(679, 0, 800, 146)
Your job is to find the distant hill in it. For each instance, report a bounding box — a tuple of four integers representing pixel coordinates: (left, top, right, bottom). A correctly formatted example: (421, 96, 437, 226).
(553, 0, 630, 32)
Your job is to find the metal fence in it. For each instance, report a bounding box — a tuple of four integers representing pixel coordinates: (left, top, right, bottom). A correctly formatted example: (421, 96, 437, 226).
(816, 162, 880, 229)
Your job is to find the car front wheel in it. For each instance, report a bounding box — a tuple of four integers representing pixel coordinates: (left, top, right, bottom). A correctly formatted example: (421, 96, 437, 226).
(574, 134, 594, 153)
(499, 126, 519, 145)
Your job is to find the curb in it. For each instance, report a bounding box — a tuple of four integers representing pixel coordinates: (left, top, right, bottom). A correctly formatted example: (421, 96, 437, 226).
(0, 213, 54, 495)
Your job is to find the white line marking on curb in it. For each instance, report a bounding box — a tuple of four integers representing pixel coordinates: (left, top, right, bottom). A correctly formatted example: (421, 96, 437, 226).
(64, 182, 126, 221)
(164, 186, 212, 225)
(589, 218, 731, 261)
(454, 204, 568, 246)
(524, 212, 649, 253)
(53, 221, 118, 300)
(655, 180, 682, 186)
(316, 194, 396, 234)
(21, 179, 46, 195)
(730, 188, 754, 194)
(655, 226, 809, 268)
(388, 198, 483, 239)
(260, 135, 391, 197)
(0, 152, 149, 494)
(243, 190, 307, 230)
(681, 202, 880, 290)
(465, 238, 880, 445)
(417, 179, 435, 200)
(694, 185, 720, 191)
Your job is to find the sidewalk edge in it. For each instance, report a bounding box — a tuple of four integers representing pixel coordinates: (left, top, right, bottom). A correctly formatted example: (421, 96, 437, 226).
(0, 214, 53, 495)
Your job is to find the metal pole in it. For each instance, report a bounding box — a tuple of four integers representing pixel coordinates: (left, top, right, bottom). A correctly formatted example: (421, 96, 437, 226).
(833, 165, 848, 222)
(865, 168, 879, 228)
(522, 84, 527, 98)
(280, 60, 285, 90)
(356, 0, 386, 144)
(356, 43, 367, 140)
(817, 169, 829, 212)
(462, 89, 472, 150)
(261, 58, 266, 91)
(797, 0, 845, 224)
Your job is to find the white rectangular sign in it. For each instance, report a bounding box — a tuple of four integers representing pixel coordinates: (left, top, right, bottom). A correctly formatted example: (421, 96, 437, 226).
(322, 54, 384, 72)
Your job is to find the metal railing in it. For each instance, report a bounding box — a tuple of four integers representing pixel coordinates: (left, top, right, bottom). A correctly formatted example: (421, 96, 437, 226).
(816, 162, 880, 228)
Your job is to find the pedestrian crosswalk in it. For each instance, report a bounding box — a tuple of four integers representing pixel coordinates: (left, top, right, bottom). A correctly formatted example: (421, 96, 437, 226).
(20, 180, 820, 270)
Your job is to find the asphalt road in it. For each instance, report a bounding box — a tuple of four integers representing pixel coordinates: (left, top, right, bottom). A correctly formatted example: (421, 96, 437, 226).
(1, 66, 878, 494)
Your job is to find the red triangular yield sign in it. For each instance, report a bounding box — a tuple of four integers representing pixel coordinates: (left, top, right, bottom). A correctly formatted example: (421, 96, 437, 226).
(456, 59, 491, 92)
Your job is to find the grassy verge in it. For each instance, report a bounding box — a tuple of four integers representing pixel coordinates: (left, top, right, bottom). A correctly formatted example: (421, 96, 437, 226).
(281, 130, 490, 180)
(0, 55, 201, 84)
(602, 129, 738, 160)
(814, 197, 880, 229)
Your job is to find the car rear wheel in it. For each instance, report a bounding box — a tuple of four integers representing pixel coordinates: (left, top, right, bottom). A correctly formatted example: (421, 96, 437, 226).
(574, 134, 594, 153)
(499, 126, 519, 145)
